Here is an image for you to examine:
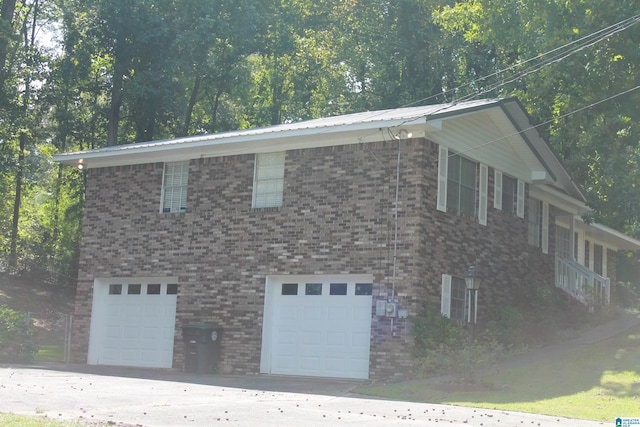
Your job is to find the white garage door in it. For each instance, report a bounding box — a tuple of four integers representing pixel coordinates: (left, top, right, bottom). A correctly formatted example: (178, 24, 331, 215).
(260, 275, 373, 379)
(87, 278, 178, 368)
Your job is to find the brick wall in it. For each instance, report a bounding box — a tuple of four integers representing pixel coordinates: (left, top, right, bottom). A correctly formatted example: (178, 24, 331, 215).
(72, 137, 558, 378)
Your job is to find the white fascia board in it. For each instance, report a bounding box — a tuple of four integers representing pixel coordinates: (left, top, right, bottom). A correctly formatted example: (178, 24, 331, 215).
(529, 185, 588, 216)
(575, 218, 640, 251)
(54, 120, 428, 169)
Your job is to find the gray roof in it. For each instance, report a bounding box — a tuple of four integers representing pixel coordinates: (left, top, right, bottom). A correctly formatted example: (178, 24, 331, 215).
(53, 98, 500, 163)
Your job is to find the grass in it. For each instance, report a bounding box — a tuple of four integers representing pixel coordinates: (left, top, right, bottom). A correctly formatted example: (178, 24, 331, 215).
(0, 413, 111, 426)
(357, 324, 640, 422)
(35, 345, 65, 362)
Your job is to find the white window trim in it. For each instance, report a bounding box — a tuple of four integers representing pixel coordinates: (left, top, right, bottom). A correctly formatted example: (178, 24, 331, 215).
(441, 274, 472, 323)
(252, 152, 285, 209)
(437, 146, 478, 217)
(160, 161, 189, 214)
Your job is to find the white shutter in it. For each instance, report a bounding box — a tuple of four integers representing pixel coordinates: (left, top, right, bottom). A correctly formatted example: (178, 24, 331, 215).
(494, 170, 502, 210)
(479, 164, 488, 226)
(542, 201, 549, 254)
(602, 247, 608, 277)
(440, 274, 452, 318)
(436, 146, 448, 212)
(516, 179, 525, 218)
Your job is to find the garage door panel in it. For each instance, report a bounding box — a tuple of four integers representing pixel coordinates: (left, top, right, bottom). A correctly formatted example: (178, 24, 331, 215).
(262, 275, 373, 379)
(89, 278, 177, 368)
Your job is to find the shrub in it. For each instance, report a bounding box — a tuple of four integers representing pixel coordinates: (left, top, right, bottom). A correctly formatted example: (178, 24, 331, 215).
(411, 308, 506, 380)
(0, 305, 39, 363)
(487, 304, 525, 347)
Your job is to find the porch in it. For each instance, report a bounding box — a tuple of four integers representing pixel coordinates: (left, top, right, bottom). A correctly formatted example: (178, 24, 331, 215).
(555, 255, 610, 310)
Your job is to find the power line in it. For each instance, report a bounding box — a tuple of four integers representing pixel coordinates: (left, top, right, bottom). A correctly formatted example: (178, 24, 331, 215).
(404, 13, 640, 107)
(451, 85, 640, 159)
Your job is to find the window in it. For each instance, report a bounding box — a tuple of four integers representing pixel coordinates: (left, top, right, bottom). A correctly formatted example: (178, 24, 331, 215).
(440, 274, 467, 323)
(167, 284, 178, 295)
(305, 283, 322, 295)
(109, 284, 122, 295)
(501, 175, 517, 214)
(355, 283, 373, 296)
(593, 244, 603, 275)
(127, 284, 141, 295)
(494, 170, 524, 217)
(147, 284, 161, 295)
(556, 226, 572, 259)
(528, 198, 543, 248)
(281, 283, 298, 295)
(527, 198, 548, 253)
(253, 152, 285, 208)
(161, 161, 189, 213)
(329, 283, 347, 295)
(446, 152, 477, 216)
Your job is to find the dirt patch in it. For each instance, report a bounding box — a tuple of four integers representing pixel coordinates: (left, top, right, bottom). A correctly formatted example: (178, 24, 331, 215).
(0, 273, 75, 346)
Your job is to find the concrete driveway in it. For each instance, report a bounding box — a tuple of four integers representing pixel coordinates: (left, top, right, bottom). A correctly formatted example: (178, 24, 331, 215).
(0, 364, 605, 427)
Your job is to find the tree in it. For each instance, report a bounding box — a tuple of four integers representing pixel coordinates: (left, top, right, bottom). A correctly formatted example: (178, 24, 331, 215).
(433, 0, 640, 234)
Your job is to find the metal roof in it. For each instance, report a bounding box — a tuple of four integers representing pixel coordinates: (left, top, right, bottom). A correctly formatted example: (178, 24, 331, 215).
(53, 98, 501, 165)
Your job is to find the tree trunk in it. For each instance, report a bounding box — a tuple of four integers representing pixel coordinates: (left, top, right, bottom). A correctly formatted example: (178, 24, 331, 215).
(9, 133, 25, 268)
(0, 0, 17, 94)
(182, 75, 201, 136)
(107, 71, 124, 146)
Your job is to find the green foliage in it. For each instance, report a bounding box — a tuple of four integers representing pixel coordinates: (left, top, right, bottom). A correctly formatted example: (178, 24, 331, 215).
(486, 304, 525, 347)
(0, 0, 638, 291)
(0, 305, 38, 363)
(614, 281, 640, 309)
(411, 309, 505, 380)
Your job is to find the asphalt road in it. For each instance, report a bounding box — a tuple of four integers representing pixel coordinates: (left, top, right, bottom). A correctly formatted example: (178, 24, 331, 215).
(0, 365, 606, 427)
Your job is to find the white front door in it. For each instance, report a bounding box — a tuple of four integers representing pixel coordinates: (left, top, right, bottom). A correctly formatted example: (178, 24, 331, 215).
(88, 278, 178, 368)
(260, 275, 373, 379)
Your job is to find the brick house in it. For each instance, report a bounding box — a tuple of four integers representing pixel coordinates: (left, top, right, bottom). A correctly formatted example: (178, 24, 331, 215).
(54, 98, 640, 380)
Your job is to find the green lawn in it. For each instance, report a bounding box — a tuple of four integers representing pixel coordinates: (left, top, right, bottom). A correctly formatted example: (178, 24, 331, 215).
(0, 414, 109, 426)
(35, 345, 64, 362)
(357, 324, 640, 422)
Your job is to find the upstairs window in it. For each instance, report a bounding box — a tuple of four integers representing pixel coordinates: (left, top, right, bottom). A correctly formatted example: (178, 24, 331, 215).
(528, 198, 542, 247)
(161, 161, 189, 213)
(528, 197, 549, 253)
(253, 152, 285, 208)
(494, 170, 525, 217)
(501, 174, 517, 214)
(446, 152, 477, 217)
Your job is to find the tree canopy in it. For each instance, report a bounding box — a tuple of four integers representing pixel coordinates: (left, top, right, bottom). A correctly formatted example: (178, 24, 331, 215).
(0, 0, 638, 285)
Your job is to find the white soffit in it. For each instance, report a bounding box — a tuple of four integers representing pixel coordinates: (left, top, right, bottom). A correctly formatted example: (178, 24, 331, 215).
(426, 107, 546, 182)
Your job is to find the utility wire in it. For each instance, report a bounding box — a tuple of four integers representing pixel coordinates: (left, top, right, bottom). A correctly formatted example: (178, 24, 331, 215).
(405, 13, 640, 107)
(450, 85, 640, 159)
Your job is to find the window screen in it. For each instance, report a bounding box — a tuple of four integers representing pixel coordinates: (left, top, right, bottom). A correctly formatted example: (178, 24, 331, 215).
(253, 152, 285, 208)
(162, 161, 189, 213)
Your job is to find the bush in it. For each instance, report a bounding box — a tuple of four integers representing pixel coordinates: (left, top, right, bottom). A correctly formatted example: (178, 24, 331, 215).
(487, 304, 525, 347)
(411, 309, 506, 380)
(0, 305, 38, 363)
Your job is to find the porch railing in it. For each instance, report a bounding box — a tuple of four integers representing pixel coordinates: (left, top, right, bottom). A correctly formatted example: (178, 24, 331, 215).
(555, 256, 610, 309)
